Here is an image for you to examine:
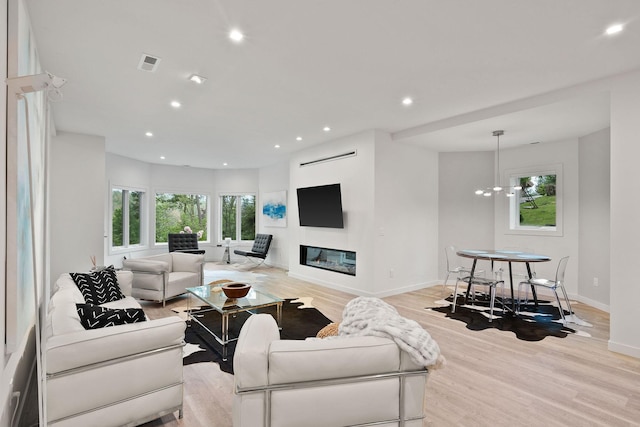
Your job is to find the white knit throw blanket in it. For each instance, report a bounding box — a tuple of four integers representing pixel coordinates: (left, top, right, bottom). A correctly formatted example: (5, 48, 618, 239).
(338, 297, 444, 369)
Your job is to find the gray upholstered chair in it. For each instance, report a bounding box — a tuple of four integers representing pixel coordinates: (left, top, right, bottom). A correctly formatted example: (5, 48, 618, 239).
(234, 234, 273, 266)
(122, 252, 204, 306)
(168, 233, 205, 255)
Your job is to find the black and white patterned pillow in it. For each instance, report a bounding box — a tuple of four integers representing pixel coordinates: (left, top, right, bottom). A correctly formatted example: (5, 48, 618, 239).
(70, 265, 125, 305)
(76, 303, 146, 330)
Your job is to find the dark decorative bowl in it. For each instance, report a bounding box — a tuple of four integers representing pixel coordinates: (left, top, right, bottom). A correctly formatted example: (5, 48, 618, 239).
(221, 282, 251, 298)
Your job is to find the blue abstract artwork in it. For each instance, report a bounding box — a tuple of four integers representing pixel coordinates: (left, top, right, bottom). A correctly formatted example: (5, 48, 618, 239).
(262, 191, 287, 227)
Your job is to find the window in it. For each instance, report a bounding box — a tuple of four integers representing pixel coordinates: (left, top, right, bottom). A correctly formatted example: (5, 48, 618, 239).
(111, 187, 144, 249)
(220, 194, 256, 241)
(507, 165, 562, 236)
(155, 192, 209, 243)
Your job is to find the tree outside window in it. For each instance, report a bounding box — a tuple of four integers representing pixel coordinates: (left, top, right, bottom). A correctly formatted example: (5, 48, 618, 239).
(112, 188, 144, 248)
(220, 194, 255, 241)
(508, 168, 561, 235)
(155, 193, 208, 243)
(517, 175, 556, 227)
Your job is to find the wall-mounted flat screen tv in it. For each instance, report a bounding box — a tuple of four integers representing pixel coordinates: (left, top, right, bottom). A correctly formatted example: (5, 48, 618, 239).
(297, 183, 344, 228)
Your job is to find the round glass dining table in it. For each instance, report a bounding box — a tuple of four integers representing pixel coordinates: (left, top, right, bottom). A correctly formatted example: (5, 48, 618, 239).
(456, 249, 551, 312)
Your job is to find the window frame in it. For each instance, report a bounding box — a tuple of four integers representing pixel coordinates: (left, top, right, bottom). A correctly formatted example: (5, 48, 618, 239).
(153, 190, 211, 247)
(505, 164, 563, 237)
(218, 193, 257, 243)
(109, 185, 147, 254)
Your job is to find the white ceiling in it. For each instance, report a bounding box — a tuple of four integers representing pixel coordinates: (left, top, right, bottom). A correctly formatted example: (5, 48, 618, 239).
(25, 0, 640, 169)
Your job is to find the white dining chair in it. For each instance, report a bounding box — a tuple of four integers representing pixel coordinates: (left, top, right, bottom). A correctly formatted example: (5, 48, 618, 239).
(443, 245, 484, 294)
(452, 275, 505, 322)
(517, 256, 573, 324)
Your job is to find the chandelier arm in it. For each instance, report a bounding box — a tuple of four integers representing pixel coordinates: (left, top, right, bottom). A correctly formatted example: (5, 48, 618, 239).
(477, 130, 507, 196)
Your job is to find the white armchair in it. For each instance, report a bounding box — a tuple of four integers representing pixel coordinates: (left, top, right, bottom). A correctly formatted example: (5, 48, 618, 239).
(45, 271, 186, 427)
(232, 314, 429, 427)
(123, 252, 204, 306)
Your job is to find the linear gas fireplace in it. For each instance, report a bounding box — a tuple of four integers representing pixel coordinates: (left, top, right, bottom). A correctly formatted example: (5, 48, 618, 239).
(300, 245, 356, 276)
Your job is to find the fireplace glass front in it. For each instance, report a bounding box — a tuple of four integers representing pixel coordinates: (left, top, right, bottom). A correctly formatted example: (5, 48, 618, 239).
(300, 245, 356, 276)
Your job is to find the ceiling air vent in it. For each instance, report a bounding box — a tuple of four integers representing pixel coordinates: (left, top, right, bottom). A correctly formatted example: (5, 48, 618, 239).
(138, 54, 161, 72)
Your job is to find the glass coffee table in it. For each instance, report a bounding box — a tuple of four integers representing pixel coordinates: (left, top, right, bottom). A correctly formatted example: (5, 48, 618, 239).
(186, 284, 283, 361)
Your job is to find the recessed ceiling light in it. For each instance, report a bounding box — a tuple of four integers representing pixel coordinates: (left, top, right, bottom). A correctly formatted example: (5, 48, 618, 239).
(402, 97, 413, 106)
(160, 156, 166, 160)
(605, 23, 624, 35)
(145, 131, 153, 137)
(223, 162, 228, 166)
(274, 144, 280, 148)
(170, 100, 181, 108)
(189, 74, 207, 84)
(229, 29, 244, 43)
(296, 136, 302, 141)
(323, 126, 331, 132)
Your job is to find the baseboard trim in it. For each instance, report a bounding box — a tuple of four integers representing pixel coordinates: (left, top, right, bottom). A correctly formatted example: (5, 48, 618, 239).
(286, 272, 436, 298)
(608, 340, 640, 359)
(372, 281, 436, 298)
(287, 272, 361, 296)
(574, 295, 609, 313)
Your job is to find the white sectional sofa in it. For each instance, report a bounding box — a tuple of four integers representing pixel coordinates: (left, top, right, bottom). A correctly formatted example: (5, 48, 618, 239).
(44, 270, 186, 427)
(122, 252, 204, 306)
(233, 314, 430, 427)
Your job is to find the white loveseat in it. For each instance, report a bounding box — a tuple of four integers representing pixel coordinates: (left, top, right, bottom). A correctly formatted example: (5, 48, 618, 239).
(233, 314, 429, 427)
(44, 270, 186, 427)
(122, 252, 204, 305)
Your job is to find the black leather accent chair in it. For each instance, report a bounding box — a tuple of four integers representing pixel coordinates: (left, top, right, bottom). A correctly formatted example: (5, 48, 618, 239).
(167, 233, 205, 255)
(234, 234, 273, 265)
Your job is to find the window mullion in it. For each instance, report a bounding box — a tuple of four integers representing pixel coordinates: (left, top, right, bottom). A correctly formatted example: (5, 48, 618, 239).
(123, 190, 130, 247)
(235, 195, 242, 241)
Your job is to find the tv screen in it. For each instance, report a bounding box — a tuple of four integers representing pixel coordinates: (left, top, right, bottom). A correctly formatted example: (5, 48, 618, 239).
(297, 184, 344, 228)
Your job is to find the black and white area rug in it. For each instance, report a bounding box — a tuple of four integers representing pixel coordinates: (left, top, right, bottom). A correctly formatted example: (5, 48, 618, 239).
(175, 298, 333, 374)
(427, 291, 592, 341)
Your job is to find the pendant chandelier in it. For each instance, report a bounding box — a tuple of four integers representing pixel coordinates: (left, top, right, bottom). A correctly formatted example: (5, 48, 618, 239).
(474, 130, 522, 197)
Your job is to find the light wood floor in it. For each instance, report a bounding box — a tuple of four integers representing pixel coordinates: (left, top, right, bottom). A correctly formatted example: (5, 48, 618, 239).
(140, 263, 640, 427)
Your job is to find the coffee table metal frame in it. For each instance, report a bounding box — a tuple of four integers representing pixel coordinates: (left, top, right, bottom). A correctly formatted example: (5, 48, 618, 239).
(186, 284, 283, 361)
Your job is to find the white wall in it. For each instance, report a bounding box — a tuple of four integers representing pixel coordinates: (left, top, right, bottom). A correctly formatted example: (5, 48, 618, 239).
(104, 153, 261, 266)
(578, 128, 610, 310)
(609, 71, 640, 358)
(50, 132, 106, 281)
(106, 153, 151, 189)
(259, 160, 290, 269)
(438, 151, 495, 276)
(374, 132, 439, 295)
(438, 134, 612, 309)
(494, 138, 580, 295)
(288, 131, 376, 295)
(288, 130, 439, 297)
